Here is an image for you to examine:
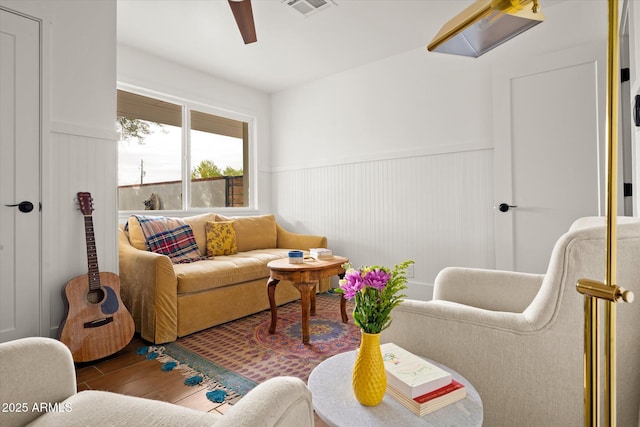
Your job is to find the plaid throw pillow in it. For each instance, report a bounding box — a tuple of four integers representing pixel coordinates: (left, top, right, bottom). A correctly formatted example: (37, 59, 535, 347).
(132, 215, 203, 264)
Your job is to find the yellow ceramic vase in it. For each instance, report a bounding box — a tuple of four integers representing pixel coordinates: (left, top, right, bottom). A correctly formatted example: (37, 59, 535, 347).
(352, 331, 387, 406)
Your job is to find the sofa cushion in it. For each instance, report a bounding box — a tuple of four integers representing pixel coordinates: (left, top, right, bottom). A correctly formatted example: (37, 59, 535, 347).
(206, 221, 238, 256)
(216, 214, 277, 252)
(174, 249, 290, 294)
(128, 213, 217, 257)
(126, 215, 147, 251)
(131, 215, 202, 264)
(182, 213, 218, 256)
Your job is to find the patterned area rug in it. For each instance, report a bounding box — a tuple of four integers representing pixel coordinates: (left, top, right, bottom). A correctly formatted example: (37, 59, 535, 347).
(142, 292, 359, 404)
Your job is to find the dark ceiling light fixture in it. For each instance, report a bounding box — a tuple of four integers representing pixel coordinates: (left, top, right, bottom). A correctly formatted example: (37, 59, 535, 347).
(228, 0, 257, 44)
(428, 0, 544, 58)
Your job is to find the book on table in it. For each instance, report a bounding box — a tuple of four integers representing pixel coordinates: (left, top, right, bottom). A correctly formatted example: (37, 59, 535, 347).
(380, 342, 453, 398)
(386, 379, 467, 417)
(309, 248, 333, 260)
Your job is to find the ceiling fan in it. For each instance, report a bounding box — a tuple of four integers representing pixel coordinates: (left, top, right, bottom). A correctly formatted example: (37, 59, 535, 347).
(228, 0, 257, 44)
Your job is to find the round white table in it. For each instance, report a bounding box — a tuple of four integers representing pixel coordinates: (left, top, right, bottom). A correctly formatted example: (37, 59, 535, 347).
(308, 351, 483, 426)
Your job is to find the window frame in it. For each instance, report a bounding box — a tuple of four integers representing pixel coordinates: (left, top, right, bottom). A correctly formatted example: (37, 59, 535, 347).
(116, 84, 257, 215)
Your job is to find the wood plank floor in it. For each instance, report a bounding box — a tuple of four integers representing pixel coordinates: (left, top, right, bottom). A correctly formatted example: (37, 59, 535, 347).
(74, 335, 328, 426)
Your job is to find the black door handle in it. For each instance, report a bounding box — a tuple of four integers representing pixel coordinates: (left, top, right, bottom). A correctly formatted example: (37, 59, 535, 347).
(497, 203, 518, 213)
(5, 201, 34, 213)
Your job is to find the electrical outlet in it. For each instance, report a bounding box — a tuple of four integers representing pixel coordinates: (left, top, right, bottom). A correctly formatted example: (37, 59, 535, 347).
(406, 263, 414, 278)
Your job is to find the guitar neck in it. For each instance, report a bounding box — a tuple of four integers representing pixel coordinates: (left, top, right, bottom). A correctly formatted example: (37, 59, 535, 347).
(84, 215, 101, 291)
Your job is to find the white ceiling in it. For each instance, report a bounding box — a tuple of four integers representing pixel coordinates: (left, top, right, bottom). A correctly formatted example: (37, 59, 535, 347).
(117, 0, 566, 94)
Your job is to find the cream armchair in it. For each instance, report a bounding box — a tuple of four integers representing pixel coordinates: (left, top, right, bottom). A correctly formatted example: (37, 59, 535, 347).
(0, 337, 314, 427)
(382, 217, 640, 427)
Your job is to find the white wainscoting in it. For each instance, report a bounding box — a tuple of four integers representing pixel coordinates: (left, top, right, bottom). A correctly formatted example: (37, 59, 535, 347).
(272, 148, 495, 299)
(45, 126, 118, 336)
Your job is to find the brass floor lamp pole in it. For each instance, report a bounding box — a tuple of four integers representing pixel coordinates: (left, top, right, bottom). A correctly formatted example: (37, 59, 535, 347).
(576, 0, 635, 426)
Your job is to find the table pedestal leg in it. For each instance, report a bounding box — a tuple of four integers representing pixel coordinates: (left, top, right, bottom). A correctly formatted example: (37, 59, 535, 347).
(293, 282, 316, 344)
(340, 293, 348, 323)
(267, 277, 280, 334)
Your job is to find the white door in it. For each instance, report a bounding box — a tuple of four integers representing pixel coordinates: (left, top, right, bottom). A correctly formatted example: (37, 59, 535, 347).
(493, 45, 604, 273)
(0, 8, 41, 342)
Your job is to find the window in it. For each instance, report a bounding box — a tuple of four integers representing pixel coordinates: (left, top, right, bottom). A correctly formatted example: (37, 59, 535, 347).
(117, 90, 249, 211)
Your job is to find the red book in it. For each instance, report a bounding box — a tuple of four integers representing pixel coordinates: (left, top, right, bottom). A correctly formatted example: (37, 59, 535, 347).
(414, 379, 465, 403)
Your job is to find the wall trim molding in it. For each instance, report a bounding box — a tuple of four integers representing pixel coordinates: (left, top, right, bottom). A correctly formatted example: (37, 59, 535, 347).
(272, 148, 495, 286)
(270, 139, 493, 173)
(50, 121, 119, 141)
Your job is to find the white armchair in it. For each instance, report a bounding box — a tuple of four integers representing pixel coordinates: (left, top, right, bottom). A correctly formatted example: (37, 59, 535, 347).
(0, 337, 314, 427)
(382, 217, 640, 427)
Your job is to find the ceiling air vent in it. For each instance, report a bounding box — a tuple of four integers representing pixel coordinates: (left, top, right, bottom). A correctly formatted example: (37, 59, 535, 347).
(283, 0, 337, 17)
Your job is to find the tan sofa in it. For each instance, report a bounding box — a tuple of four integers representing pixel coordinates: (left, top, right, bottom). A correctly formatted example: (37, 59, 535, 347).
(118, 213, 329, 344)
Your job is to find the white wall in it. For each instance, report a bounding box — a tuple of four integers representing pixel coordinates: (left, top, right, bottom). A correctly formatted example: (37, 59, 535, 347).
(117, 45, 272, 217)
(270, 1, 608, 295)
(0, 0, 615, 335)
(0, 0, 118, 336)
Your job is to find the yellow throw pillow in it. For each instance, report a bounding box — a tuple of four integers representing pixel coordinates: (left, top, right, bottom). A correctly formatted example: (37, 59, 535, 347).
(205, 221, 238, 257)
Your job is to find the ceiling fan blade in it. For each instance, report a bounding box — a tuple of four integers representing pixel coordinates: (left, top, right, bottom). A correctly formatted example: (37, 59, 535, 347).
(228, 0, 257, 44)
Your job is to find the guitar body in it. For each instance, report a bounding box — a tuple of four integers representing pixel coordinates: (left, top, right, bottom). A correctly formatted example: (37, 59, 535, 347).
(59, 272, 135, 362)
(58, 192, 134, 363)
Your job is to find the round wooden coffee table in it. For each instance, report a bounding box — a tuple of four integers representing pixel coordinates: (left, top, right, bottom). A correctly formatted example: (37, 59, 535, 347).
(267, 255, 349, 344)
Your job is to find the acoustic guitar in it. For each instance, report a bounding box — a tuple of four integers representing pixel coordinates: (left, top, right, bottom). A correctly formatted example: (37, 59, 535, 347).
(58, 192, 135, 362)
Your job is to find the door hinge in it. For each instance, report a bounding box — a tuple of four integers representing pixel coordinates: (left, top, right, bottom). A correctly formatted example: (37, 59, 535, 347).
(624, 183, 633, 197)
(621, 68, 630, 83)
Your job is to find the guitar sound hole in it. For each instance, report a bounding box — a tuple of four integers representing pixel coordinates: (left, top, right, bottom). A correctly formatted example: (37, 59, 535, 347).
(87, 288, 105, 305)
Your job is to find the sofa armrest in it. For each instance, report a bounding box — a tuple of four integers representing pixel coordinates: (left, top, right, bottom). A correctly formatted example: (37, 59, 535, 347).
(0, 337, 77, 426)
(118, 228, 178, 344)
(433, 267, 544, 313)
(216, 377, 314, 427)
(276, 223, 327, 251)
